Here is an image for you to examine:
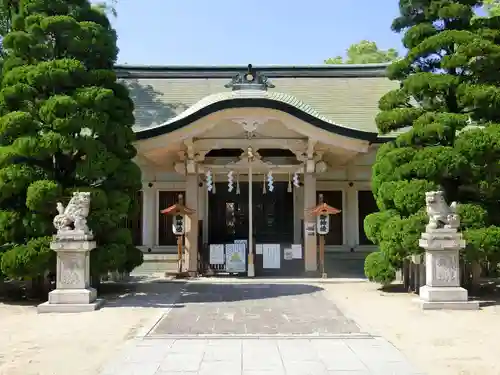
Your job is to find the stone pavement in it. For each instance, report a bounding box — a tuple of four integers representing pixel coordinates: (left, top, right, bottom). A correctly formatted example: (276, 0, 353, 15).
(150, 283, 359, 335)
(99, 337, 423, 375)
(98, 281, 424, 375)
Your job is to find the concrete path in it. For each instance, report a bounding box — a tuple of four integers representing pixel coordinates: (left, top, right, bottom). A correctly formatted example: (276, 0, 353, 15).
(98, 281, 424, 375)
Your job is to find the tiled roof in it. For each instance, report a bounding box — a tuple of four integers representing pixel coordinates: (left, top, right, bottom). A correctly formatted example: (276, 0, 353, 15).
(137, 89, 374, 136)
(117, 64, 399, 137)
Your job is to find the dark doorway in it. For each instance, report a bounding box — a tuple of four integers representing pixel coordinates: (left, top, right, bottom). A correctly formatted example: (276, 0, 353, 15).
(207, 181, 299, 276)
(208, 181, 294, 245)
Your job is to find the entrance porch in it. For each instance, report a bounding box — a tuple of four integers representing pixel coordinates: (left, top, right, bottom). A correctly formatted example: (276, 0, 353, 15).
(134, 106, 380, 277)
(132, 67, 381, 277)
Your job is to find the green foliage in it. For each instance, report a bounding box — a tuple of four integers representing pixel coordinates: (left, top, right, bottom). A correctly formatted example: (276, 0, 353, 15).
(484, 0, 500, 17)
(363, 210, 399, 245)
(457, 203, 488, 229)
(93, 0, 118, 18)
(1, 236, 54, 279)
(463, 226, 500, 263)
(26, 180, 62, 213)
(366, 0, 500, 282)
(0, 0, 142, 280)
(325, 40, 399, 64)
(379, 210, 427, 267)
(364, 251, 396, 286)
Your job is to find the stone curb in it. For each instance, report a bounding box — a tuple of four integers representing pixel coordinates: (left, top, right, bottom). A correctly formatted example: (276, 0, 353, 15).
(133, 284, 186, 339)
(143, 333, 375, 340)
(160, 277, 367, 284)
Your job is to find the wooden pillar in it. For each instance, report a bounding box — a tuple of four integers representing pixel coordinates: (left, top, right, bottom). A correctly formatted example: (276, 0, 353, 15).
(141, 186, 156, 249)
(184, 174, 199, 275)
(304, 173, 317, 272)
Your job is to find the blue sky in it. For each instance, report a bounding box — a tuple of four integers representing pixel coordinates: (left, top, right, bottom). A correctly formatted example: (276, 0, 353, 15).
(110, 0, 404, 66)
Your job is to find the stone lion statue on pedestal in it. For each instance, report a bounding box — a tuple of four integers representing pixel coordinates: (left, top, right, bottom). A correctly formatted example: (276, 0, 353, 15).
(425, 191, 460, 231)
(53, 192, 92, 235)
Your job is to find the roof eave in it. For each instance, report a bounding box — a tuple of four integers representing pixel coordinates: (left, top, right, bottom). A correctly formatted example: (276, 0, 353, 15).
(115, 63, 389, 79)
(135, 97, 379, 142)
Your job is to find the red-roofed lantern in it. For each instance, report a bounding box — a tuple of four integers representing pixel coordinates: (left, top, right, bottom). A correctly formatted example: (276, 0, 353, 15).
(305, 193, 341, 278)
(160, 193, 196, 276)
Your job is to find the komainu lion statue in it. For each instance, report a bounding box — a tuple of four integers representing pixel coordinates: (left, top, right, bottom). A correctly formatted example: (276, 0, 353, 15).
(53, 192, 92, 235)
(425, 191, 460, 231)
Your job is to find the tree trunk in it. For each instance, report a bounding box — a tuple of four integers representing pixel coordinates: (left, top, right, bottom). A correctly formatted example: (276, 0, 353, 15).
(469, 260, 482, 292)
(90, 271, 102, 292)
(26, 275, 51, 300)
(403, 259, 410, 291)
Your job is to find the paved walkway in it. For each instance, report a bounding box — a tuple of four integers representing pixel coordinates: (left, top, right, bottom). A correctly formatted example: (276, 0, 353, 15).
(150, 283, 359, 335)
(100, 337, 422, 375)
(98, 281, 424, 375)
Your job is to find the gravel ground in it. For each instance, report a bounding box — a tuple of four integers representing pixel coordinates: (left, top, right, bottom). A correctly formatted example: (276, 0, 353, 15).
(322, 282, 500, 375)
(0, 279, 183, 375)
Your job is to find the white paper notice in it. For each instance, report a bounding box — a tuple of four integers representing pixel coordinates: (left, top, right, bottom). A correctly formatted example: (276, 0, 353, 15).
(291, 244, 302, 259)
(284, 248, 293, 260)
(256, 244, 263, 255)
(234, 239, 248, 248)
(226, 243, 246, 272)
(209, 244, 225, 264)
(263, 244, 280, 269)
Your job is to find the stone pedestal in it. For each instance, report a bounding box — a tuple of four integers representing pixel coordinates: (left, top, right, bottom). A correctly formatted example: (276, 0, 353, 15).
(417, 229, 479, 310)
(38, 234, 104, 313)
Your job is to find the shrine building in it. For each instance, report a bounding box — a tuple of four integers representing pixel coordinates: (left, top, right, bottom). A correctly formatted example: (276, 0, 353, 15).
(120, 63, 398, 277)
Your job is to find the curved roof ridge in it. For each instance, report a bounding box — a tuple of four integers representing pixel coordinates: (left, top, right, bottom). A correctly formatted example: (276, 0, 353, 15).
(135, 90, 379, 142)
(138, 90, 367, 132)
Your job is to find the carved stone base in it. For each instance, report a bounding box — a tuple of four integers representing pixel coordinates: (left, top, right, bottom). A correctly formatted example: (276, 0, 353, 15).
(417, 286, 479, 310)
(38, 239, 104, 314)
(48, 287, 97, 304)
(38, 299, 104, 313)
(420, 285, 467, 301)
(417, 285, 479, 310)
(417, 300, 480, 310)
(417, 228, 478, 310)
(54, 231, 94, 242)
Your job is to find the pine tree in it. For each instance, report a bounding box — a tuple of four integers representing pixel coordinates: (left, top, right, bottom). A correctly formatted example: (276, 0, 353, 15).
(364, 0, 500, 281)
(0, 0, 143, 282)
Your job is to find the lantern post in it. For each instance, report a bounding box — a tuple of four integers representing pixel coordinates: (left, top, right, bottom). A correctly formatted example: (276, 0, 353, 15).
(160, 193, 196, 278)
(305, 193, 341, 278)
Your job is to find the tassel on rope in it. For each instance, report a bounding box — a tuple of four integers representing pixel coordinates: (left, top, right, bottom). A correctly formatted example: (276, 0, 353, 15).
(236, 173, 240, 195)
(262, 174, 266, 194)
(287, 172, 292, 193)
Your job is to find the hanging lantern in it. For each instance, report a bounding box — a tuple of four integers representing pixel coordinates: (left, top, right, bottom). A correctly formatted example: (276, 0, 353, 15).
(172, 215, 185, 235)
(316, 214, 330, 235)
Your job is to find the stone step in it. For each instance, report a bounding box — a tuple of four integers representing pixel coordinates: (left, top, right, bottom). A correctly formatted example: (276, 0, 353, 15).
(131, 255, 178, 275)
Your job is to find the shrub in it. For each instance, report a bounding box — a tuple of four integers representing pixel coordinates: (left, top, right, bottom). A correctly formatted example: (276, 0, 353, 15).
(364, 251, 396, 287)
